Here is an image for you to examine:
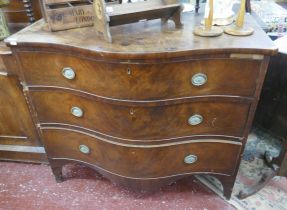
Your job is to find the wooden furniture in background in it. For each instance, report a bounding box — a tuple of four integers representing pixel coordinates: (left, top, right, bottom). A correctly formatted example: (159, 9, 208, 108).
(2, 0, 42, 33)
(41, 0, 148, 32)
(94, 0, 183, 42)
(42, 0, 94, 31)
(0, 1, 46, 163)
(5, 11, 276, 199)
(0, 43, 46, 163)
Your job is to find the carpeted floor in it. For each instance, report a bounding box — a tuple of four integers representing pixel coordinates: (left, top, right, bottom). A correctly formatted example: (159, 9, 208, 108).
(0, 162, 235, 210)
(1, 127, 286, 209)
(197, 128, 287, 210)
(278, 2, 287, 10)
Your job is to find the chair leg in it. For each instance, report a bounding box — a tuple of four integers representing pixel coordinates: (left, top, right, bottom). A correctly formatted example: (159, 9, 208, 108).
(195, 0, 200, 13)
(246, 0, 251, 13)
(237, 168, 277, 199)
(237, 151, 280, 199)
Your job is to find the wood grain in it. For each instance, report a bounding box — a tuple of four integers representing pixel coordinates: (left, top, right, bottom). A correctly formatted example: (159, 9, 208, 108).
(3, 0, 42, 23)
(18, 52, 262, 100)
(42, 128, 242, 178)
(30, 90, 251, 140)
(0, 75, 41, 146)
(7, 10, 277, 199)
(44, 0, 94, 31)
(6, 13, 277, 60)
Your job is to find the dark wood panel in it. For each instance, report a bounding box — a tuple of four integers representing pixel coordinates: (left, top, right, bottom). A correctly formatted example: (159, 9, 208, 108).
(0, 2, 45, 163)
(0, 75, 41, 146)
(0, 42, 12, 74)
(31, 90, 250, 140)
(3, 0, 42, 23)
(42, 128, 242, 178)
(1, 53, 19, 75)
(18, 52, 262, 100)
(255, 53, 287, 134)
(0, 149, 47, 163)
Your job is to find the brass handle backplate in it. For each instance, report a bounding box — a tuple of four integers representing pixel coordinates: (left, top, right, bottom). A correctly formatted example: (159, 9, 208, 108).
(62, 67, 76, 80)
(184, 155, 198, 164)
(188, 114, 203, 126)
(191, 73, 207, 86)
(79, 145, 90, 154)
(71, 106, 84, 118)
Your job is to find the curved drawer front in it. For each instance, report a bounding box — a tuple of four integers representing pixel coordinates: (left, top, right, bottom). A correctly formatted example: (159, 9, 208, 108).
(42, 129, 241, 178)
(31, 91, 250, 140)
(19, 52, 261, 100)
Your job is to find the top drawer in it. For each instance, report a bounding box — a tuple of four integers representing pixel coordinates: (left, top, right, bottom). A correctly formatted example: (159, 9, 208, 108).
(18, 52, 262, 100)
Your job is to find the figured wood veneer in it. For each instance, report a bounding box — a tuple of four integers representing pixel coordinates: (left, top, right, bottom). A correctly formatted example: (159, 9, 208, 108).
(6, 11, 277, 199)
(30, 90, 251, 140)
(19, 52, 262, 100)
(42, 128, 242, 178)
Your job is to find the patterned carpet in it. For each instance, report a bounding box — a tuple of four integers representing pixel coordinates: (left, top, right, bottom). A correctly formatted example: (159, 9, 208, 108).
(251, 0, 287, 37)
(196, 127, 287, 210)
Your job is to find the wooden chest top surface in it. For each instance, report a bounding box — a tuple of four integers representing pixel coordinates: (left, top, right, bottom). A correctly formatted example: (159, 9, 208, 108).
(6, 12, 277, 59)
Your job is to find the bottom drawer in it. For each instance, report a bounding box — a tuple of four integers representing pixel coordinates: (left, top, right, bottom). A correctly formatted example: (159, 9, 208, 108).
(42, 128, 242, 178)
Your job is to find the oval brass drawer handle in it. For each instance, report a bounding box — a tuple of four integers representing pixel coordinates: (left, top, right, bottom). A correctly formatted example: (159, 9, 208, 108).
(79, 145, 90, 154)
(71, 106, 84, 118)
(62, 67, 76, 80)
(188, 114, 203, 126)
(184, 154, 198, 164)
(191, 73, 207, 86)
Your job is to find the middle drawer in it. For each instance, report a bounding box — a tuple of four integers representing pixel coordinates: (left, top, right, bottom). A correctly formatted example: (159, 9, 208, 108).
(31, 91, 250, 140)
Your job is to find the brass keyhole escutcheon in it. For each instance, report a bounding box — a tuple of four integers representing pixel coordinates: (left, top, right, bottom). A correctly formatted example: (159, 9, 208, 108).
(129, 108, 137, 120)
(127, 67, 132, 75)
(130, 108, 135, 115)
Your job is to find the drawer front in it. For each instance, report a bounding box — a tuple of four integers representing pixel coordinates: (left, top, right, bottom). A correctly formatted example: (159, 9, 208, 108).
(19, 52, 261, 100)
(42, 129, 241, 178)
(31, 91, 250, 140)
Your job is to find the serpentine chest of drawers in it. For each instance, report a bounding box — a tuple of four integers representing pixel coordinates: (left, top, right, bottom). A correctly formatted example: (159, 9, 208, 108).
(6, 12, 276, 199)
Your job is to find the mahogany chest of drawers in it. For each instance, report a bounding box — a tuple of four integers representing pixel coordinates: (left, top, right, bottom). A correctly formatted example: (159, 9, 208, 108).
(5, 12, 277, 199)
